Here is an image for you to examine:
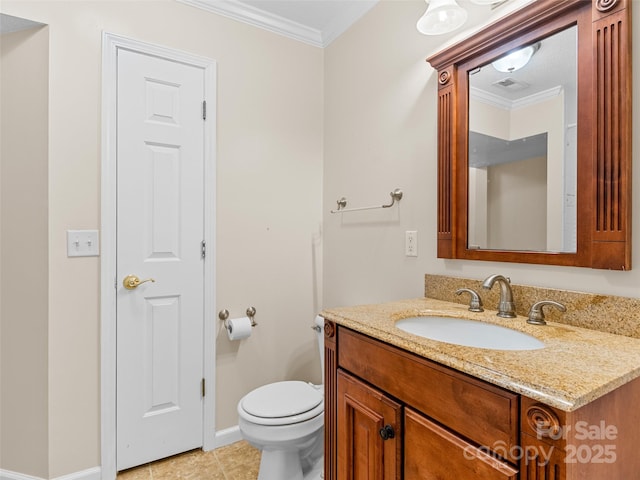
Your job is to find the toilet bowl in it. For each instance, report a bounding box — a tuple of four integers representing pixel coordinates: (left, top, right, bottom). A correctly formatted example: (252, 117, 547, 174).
(237, 316, 325, 480)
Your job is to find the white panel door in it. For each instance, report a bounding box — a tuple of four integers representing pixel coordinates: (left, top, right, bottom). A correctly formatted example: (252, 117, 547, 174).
(116, 48, 205, 471)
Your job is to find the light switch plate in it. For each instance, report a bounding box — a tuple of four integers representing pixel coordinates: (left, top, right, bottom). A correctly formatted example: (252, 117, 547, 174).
(67, 230, 100, 257)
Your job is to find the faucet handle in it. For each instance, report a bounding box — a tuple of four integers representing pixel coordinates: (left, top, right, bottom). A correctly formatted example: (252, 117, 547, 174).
(527, 300, 566, 325)
(455, 288, 484, 312)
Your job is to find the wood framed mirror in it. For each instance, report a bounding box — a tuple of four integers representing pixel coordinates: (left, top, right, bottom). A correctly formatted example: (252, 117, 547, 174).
(427, 0, 632, 270)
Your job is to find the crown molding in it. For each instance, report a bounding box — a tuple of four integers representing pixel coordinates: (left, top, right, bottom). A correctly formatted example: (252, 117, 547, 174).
(470, 85, 563, 110)
(177, 0, 377, 48)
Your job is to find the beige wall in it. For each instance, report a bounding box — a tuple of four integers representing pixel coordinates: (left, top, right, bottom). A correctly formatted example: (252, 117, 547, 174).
(1, 26, 50, 478)
(487, 156, 547, 251)
(469, 93, 565, 251)
(3, 0, 640, 478)
(324, 0, 434, 307)
(323, 0, 640, 311)
(510, 94, 565, 251)
(0, 1, 323, 477)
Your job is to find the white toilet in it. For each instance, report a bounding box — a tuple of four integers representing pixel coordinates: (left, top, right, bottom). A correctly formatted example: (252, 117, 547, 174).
(237, 315, 325, 480)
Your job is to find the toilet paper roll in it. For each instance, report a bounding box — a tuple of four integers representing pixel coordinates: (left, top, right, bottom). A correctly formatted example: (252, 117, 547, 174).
(226, 316, 253, 341)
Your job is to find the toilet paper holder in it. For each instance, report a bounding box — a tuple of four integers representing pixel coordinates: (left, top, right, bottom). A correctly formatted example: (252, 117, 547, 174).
(218, 307, 257, 328)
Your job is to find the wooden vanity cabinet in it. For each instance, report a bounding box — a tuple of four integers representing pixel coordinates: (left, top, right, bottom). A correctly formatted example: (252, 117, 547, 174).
(337, 369, 518, 480)
(324, 322, 640, 480)
(327, 324, 519, 479)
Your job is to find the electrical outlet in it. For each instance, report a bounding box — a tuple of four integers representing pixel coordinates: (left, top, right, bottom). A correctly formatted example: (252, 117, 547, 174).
(405, 230, 418, 257)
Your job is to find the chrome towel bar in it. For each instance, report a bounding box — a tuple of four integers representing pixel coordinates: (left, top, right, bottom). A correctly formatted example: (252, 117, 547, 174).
(330, 188, 403, 214)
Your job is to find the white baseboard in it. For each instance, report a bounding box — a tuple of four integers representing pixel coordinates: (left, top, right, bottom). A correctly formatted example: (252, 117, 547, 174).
(54, 467, 101, 480)
(0, 467, 101, 480)
(0, 469, 39, 480)
(1, 427, 239, 480)
(212, 425, 242, 449)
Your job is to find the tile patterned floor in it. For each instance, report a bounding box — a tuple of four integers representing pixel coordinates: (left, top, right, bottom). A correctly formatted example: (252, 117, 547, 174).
(116, 441, 261, 480)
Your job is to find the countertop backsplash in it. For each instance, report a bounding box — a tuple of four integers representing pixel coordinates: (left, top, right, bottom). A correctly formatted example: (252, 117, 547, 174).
(425, 274, 640, 339)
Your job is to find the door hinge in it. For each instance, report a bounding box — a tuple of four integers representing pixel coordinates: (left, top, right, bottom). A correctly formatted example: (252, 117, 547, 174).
(201, 378, 206, 397)
(201, 240, 206, 259)
(202, 100, 207, 120)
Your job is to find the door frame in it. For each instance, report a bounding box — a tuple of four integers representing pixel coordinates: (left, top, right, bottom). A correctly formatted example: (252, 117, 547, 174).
(100, 32, 217, 479)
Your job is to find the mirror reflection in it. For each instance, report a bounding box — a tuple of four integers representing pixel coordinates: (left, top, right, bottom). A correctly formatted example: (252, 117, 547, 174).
(467, 26, 577, 253)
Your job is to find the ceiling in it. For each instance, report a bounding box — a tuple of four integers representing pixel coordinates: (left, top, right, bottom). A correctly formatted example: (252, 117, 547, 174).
(0, 13, 44, 34)
(1, 1, 377, 46)
(177, 0, 379, 48)
(471, 25, 577, 105)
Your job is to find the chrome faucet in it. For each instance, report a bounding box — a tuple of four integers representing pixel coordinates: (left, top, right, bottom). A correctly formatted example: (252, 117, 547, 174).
(455, 288, 484, 312)
(527, 300, 566, 325)
(482, 274, 516, 318)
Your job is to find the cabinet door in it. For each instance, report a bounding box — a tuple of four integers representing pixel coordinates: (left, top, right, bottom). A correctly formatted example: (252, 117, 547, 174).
(337, 370, 402, 480)
(404, 408, 518, 480)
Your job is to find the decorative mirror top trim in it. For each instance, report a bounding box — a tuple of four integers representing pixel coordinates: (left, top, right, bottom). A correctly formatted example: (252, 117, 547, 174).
(596, 0, 619, 12)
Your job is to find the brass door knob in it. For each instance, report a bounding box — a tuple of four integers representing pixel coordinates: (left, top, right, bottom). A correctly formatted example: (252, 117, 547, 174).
(123, 274, 155, 290)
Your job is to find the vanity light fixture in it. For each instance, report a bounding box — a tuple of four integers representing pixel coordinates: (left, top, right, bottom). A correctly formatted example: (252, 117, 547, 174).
(416, 0, 468, 36)
(492, 43, 540, 72)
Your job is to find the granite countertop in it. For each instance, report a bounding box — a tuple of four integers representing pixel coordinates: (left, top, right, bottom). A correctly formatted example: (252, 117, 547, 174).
(320, 297, 640, 412)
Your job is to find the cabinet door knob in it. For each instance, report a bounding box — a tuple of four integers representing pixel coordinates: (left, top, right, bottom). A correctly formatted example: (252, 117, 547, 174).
(379, 424, 395, 440)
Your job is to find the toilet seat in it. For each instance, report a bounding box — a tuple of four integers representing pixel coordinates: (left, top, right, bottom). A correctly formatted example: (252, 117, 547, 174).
(239, 381, 324, 426)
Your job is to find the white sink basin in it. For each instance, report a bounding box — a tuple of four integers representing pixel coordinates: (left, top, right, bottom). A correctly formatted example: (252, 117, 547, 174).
(395, 316, 545, 351)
